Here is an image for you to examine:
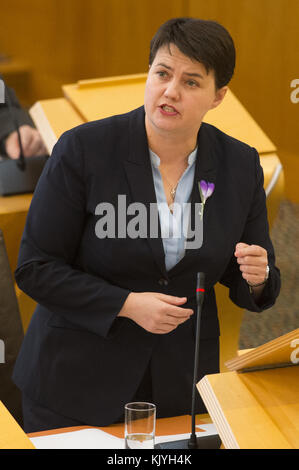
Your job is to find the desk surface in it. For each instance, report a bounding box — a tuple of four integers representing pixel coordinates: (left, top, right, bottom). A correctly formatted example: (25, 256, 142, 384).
(27, 413, 211, 440)
(0, 193, 33, 272)
(0, 399, 213, 449)
(0, 193, 32, 214)
(26, 414, 217, 449)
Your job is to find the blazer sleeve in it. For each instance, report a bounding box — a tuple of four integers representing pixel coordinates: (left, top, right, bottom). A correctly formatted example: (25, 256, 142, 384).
(220, 147, 281, 312)
(0, 77, 35, 145)
(14, 129, 131, 338)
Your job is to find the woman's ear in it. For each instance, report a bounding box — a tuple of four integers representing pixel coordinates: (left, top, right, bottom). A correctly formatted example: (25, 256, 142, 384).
(210, 86, 228, 110)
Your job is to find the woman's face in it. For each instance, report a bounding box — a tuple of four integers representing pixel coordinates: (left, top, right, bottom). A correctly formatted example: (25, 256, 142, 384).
(144, 44, 227, 141)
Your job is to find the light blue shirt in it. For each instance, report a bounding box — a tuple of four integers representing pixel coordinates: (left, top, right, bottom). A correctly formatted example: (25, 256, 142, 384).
(149, 148, 197, 271)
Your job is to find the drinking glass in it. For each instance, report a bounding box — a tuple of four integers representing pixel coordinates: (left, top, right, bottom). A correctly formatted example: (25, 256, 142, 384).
(124, 402, 156, 449)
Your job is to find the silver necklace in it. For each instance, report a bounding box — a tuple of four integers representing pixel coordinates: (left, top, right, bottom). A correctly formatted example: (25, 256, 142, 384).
(161, 173, 180, 202)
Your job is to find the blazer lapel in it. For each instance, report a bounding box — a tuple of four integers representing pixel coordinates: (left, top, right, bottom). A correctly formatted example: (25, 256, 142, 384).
(169, 123, 219, 274)
(190, 122, 218, 215)
(123, 107, 167, 277)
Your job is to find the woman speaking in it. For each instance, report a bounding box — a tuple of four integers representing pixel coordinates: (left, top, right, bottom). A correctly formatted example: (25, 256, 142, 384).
(13, 17, 280, 432)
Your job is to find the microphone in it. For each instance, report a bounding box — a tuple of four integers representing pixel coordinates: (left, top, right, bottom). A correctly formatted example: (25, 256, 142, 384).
(155, 272, 221, 449)
(0, 78, 48, 196)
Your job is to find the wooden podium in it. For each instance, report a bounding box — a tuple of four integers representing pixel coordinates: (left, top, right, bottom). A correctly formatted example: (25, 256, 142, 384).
(197, 329, 299, 449)
(0, 400, 35, 449)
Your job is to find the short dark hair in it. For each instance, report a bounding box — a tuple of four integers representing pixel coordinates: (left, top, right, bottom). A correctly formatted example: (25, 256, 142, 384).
(149, 17, 236, 89)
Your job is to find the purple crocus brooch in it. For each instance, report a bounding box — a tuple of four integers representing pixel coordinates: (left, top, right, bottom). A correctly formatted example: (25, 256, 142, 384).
(198, 180, 215, 219)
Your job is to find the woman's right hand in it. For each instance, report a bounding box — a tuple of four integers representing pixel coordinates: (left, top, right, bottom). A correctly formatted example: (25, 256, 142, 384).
(117, 292, 194, 334)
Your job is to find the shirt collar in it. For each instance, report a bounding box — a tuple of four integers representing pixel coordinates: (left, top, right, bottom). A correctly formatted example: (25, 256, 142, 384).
(149, 147, 197, 168)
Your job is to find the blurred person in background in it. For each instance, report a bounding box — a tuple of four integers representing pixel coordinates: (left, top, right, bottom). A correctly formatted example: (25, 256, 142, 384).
(0, 76, 47, 159)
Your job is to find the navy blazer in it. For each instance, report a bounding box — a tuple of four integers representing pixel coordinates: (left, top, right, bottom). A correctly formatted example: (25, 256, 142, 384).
(13, 106, 280, 425)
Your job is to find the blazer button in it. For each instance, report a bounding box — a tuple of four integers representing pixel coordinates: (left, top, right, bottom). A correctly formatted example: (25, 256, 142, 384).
(158, 278, 169, 286)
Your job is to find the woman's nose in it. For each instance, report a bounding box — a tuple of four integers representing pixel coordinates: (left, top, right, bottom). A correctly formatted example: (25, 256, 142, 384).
(164, 79, 180, 101)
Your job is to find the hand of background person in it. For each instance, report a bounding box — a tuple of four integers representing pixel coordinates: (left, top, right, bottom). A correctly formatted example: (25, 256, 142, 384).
(235, 242, 268, 286)
(4, 125, 48, 159)
(118, 292, 194, 334)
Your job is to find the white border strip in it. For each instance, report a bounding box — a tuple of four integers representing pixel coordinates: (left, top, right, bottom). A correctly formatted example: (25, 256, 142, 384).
(265, 163, 283, 197)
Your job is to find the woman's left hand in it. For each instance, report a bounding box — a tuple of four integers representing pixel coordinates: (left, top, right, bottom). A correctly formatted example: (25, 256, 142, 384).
(234, 242, 268, 286)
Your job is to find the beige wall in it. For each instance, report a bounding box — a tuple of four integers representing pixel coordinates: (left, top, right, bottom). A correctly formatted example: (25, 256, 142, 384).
(1, 0, 298, 201)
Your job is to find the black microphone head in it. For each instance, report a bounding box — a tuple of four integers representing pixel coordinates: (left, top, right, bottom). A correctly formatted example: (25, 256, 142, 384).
(196, 272, 205, 290)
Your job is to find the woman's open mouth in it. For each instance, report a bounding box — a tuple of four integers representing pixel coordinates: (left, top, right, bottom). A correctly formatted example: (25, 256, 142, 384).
(159, 104, 179, 115)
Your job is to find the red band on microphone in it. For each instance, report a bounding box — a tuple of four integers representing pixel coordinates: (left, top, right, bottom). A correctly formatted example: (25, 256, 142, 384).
(196, 288, 205, 292)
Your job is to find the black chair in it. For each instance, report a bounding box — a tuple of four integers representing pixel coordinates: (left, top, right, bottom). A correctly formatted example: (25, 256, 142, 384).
(0, 229, 24, 425)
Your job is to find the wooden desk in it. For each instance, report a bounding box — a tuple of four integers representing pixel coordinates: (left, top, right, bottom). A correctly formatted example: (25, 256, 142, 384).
(198, 366, 299, 449)
(0, 193, 36, 331)
(30, 98, 84, 155)
(199, 331, 299, 449)
(0, 397, 214, 449)
(0, 400, 34, 449)
(0, 193, 32, 273)
(26, 413, 216, 450)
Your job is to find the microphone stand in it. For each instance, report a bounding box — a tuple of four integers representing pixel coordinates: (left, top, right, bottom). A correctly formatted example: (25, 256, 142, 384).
(188, 272, 206, 449)
(155, 272, 221, 449)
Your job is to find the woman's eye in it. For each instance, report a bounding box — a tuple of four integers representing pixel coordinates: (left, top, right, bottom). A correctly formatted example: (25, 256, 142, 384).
(186, 80, 198, 87)
(157, 71, 168, 78)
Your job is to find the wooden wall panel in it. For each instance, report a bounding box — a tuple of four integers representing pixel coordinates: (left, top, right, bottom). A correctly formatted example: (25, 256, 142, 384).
(1, 0, 298, 200)
(73, 0, 188, 79)
(188, 0, 299, 202)
(0, 0, 84, 101)
(0, 0, 187, 101)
